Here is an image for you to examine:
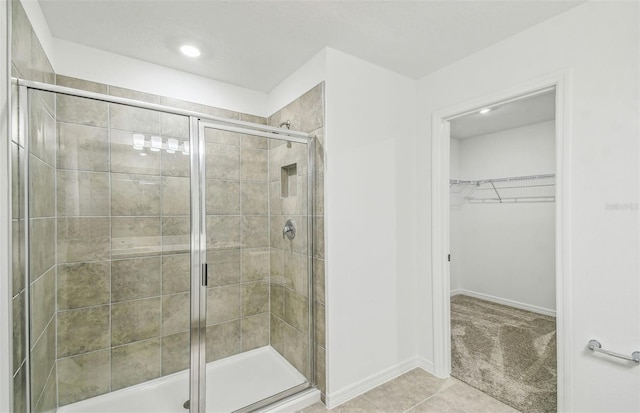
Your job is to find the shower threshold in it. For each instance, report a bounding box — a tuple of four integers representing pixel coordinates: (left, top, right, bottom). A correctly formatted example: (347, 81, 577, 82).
(58, 346, 317, 413)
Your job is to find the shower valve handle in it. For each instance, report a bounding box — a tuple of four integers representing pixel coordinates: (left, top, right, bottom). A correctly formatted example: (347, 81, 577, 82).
(283, 219, 296, 240)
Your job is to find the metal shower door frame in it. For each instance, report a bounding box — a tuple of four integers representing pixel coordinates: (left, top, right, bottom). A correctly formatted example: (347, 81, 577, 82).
(195, 120, 316, 413)
(15, 78, 316, 413)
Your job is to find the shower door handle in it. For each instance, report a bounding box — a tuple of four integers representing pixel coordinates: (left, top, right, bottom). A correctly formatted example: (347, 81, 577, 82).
(202, 263, 208, 287)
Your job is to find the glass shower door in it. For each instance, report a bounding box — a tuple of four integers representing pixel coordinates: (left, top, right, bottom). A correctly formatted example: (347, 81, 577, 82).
(199, 123, 313, 412)
(22, 85, 195, 413)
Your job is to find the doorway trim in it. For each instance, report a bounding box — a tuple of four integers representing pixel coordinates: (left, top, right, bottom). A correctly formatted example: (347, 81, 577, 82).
(430, 70, 573, 412)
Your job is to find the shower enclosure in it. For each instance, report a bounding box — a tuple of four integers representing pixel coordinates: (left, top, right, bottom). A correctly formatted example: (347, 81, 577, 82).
(16, 79, 317, 413)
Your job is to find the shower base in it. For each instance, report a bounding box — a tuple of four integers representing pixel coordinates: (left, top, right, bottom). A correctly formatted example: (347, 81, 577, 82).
(58, 346, 319, 413)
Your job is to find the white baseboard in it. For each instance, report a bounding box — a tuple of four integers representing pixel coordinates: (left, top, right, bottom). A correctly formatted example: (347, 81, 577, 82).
(451, 289, 556, 317)
(325, 358, 426, 409)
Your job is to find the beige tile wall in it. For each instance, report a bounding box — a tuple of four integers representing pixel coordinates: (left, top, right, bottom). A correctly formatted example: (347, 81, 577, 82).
(268, 83, 326, 396)
(52, 75, 282, 406)
(11, 0, 58, 411)
(53, 76, 195, 405)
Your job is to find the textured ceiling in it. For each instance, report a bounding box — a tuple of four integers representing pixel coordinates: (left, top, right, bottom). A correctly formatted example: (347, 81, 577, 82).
(451, 89, 556, 139)
(38, 0, 583, 92)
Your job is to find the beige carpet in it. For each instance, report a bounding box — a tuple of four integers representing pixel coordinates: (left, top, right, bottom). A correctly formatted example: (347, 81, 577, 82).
(451, 295, 556, 413)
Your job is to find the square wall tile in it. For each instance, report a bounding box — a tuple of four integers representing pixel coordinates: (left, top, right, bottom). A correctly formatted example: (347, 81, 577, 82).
(111, 173, 161, 216)
(33, 365, 57, 413)
(30, 218, 55, 278)
(205, 180, 240, 215)
(28, 93, 56, 166)
(241, 248, 269, 282)
(57, 261, 110, 310)
(241, 148, 268, 182)
(161, 148, 190, 177)
(162, 216, 190, 255)
(284, 290, 309, 334)
(111, 217, 161, 259)
(205, 320, 240, 363)
(30, 321, 56, 402)
(241, 282, 268, 317)
(111, 338, 161, 391)
(162, 254, 190, 295)
(241, 313, 269, 351)
(29, 155, 55, 218)
(162, 177, 190, 215)
(206, 216, 241, 251)
(57, 170, 110, 216)
(109, 86, 160, 104)
(240, 134, 268, 150)
(283, 324, 309, 378)
(30, 268, 55, 342)
(162, 332, 189, 375)
(57, 305, 110, 357)
(241, 216, 269, 249)
(284, 252, 308, 296)
(111, 257, 161, 302)
(160, 113, 189, 139)
(56, 75, 108, 93)
(57, 123, 109, 172)
(270, 315, 285, 356)
(205, 143, 240, 180)
(111, 298, 161, 346)
(206, 285, 241, 325)
(109, 103, 160, 135)
(270, 249, 285, 286)
(57, 350, 110, 406)
(207, 249, 241, 287)
(241, 182, 268, 215)
(162, 293, 190, 335)
(57, 94, 108, 128)
(110, 129, 161, 175)
(58, 217, 110, 264)
(204, 128, 239, 146)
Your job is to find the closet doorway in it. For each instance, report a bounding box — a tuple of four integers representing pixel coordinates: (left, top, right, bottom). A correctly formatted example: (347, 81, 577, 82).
(449, 89, 556, 413)
(430, 74, 571, 413)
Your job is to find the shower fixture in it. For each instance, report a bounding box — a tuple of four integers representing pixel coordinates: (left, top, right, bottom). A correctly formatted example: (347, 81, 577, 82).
(132, 133, 189, 155)
(280, 120, 291, 129)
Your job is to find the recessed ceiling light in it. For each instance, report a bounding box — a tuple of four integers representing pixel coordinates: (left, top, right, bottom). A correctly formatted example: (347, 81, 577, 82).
(180, 45, 201, 58)
(479, 108, 492, 114)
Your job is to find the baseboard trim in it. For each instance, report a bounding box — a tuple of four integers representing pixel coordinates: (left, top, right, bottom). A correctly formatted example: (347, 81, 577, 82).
(451, 289, 556, 317)
(325, 358, 425, 409)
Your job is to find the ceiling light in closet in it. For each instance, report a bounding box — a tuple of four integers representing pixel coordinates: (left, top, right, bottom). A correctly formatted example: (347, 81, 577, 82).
(180, 44, 201, 57)
(479, 108, 492, 114)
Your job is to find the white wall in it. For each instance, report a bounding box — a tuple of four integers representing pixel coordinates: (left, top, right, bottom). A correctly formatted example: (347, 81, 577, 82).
(417, 2, 639, 412)
(324, 48, 418, 407)
(451, 121, 556, 314)
(20, 0, 268, 116)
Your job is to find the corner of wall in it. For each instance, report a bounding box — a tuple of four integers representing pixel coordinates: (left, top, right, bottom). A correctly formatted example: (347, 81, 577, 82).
(266, 48, 328, 116)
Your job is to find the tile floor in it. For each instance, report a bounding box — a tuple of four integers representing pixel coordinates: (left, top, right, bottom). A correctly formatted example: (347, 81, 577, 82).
(300, 368, 521, 413)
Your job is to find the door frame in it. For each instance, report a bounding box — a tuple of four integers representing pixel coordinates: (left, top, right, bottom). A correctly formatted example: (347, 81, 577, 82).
(430, 71, 573, 411)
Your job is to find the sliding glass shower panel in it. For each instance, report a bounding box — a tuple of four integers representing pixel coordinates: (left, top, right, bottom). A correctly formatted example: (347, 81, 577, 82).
(201, 124, 313, 412)
(25, 88, 193, 411)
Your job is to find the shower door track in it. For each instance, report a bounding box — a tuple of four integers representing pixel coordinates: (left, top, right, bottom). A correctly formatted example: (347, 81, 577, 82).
(14, 78, 312, 143)
(17, 78, 317, 413)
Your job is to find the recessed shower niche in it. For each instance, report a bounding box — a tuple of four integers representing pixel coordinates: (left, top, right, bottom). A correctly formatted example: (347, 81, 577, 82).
(281, 163, 297, 198)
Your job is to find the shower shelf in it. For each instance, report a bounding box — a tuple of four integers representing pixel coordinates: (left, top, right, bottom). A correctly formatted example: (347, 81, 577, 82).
(450, 173, 555, 208)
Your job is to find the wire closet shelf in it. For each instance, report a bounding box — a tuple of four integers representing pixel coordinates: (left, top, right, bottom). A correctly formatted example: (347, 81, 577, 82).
(450, 173, 555, 208)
